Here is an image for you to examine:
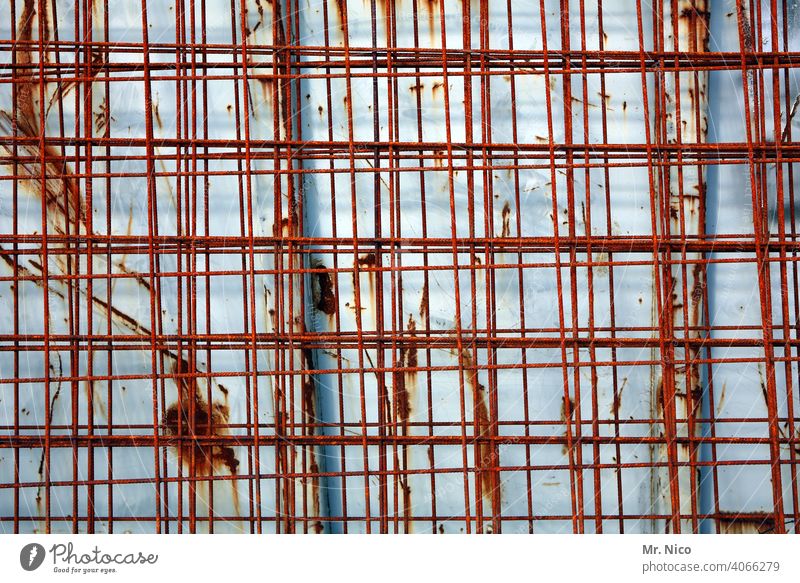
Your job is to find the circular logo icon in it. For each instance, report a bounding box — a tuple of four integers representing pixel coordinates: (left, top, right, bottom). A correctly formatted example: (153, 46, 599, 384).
(20, 543, 46, 571)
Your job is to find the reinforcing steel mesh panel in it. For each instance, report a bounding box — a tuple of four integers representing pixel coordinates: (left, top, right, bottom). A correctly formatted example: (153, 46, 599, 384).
(0, 0, 799, 534)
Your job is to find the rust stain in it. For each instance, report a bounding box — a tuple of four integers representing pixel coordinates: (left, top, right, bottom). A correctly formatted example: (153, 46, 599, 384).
(610, 377, 629, 416)
(311, 260, 337, 317)
(300, 348, 323, 532)
(459, 350, 499, 524)
(15, 0, 37, 119)
(472, 253, 483, 287)
(500, 201, 511, 238)
(592, 251, 610, 275)
(570, 95, 598, 109)
(715, 381, 727, 415)
(409, 82, 424, 93)
(374, 0, 390, 22)
(6, 1, 254, 526)
(36, 352, 64, 525)
(92, 295, 151, 336)
(718, 513, 776, 534)
(48, 46, 106, 119)
(86, 378, 107, 420)
(332, 0, 347, 34)
(93, 96, 114, 134)
(257, 77, 274, 106)
(561, 395, 574, 456)
(689, 262, 705, 327)
(432, 81, 444, 99)
(355, 252, 377, 324)
(0, 118, 85, 240)
(267, 206, 324, 531)
(395, 314, 418, 531)
(301, 348, 317, 423)
(153, 100, 163, 130)
(656, 378, 664, 419)
(396, 314, 418, 430)
(302, 420, 324, 534)
(357, 252, 377, 267)
(424, 0, 439, 43)
(273, 215, 294, 238)
(668, 205, 680, 223)
(781, 94, 800, 142)
(250, 0, 267, 35)
(163, 358, 240, 478)
(678, 2, 710, 52)
(419, 278, 429, 319)
(116, 262, 153, 292)
(0, 251, 64, 300)
(308, 456, 321, 528)
(1, 2, 99, 465)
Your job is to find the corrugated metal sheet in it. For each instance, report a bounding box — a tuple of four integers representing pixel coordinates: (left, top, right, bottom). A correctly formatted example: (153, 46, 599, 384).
(0, 0, 798, 534)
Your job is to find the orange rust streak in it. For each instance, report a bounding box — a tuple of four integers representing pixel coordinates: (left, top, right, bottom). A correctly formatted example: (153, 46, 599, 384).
(2, 0, 86, 237)
(356, 252, 377, 325)
(395, 314, 418, 531)
(418, 279, 429, 319)
(333, 0, 346, 33)
(424, 0, 438, 44)
(274, 206, 324, 531)
(16, 0, 38, 125)
(396, 314, 418, 432)
(163, 358, 240, 478)
(257, 77, 274, 105)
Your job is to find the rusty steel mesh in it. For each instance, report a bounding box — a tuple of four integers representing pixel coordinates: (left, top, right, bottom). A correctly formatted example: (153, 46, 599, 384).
(0, 0, 799, 534)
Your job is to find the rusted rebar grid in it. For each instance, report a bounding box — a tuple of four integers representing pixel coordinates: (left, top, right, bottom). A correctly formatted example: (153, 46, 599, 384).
(0, 0, 799, 534)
